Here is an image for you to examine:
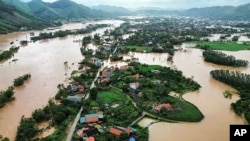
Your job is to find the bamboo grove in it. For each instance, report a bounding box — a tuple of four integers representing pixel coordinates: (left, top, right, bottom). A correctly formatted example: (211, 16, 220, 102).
(203, 50, 249, 67)
(210, 70, 250, 123)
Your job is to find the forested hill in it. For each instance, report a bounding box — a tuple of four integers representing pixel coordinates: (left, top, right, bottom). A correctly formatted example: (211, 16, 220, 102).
(3, 0, 108, 20)
(0, 0, 50, 34)
(183, 3, 250, 20)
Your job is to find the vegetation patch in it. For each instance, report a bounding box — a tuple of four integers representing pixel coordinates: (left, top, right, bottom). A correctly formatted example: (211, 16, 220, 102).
(210, 70, 250, 123)
(0, 46, 19, 62)
(97, 88, 129, 104)
(223, 90, 235, 99)
(162, 96, 204, 121)
(13, 74, 31, 87)
(195, 41, 250, 51)
(0, 87, 14, 108)
(104, 62, 203, 122)
(202, 50, 249, 67)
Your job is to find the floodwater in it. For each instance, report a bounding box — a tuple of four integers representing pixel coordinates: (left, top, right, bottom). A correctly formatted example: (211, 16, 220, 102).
(0, 20, 123, 140)
(1, 20, 249, 141)
(138, 48, 250, 141)
(206, 33, 250, 42)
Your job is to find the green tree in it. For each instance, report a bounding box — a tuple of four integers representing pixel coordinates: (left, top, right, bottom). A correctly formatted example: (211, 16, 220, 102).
(90, 88, 98, 100)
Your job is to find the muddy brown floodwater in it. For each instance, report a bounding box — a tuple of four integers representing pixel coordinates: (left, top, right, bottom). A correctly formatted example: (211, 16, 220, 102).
(138, 48, 250, 141)
(0, 20, 123, 140)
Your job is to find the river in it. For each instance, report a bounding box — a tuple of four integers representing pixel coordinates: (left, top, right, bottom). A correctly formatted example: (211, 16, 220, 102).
(0, 20, 123, 140)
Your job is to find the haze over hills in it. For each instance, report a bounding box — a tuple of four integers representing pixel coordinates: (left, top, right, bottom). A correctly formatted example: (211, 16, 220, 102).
(1, 0, 250, 34)
(92, 5, 132, 16)
(3, 0, 250, 21)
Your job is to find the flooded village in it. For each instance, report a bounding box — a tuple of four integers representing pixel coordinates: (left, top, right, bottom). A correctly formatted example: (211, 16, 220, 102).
(1, 16, 250, 141)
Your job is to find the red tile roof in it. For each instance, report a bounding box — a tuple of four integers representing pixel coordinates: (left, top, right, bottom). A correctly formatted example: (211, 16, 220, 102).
(109, 128, 123, 136)
(86, 117, 99, 123)
(119, 65, 128, 71)
(162, 103, 172, 110)
(155, 103, 172, 111)
(86, 136, 95, 141)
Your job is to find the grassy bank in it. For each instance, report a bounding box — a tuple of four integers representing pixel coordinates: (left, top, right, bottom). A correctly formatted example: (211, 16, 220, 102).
(194, 41, 250, 51)
(97, 87, 129, 104)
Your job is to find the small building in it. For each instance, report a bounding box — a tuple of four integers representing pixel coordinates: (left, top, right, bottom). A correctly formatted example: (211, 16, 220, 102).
(65, 96, 81, 102)
(86, 136, 95, 141)
(86, 128, 98, 137)
(151, 70, 161, 74)
(86, 117, 99, 123)
(129, 82, 140, 90)
(111, 104, 120, 108)
(154, 103, 172, 112)
(109, 128, 123, 136)
(80, 114, 104, 124)
(95, 59, 102, 68)
(103, 43, 111, 51)
(20, 40, 28, 45)
(129, 137, 136, 141)
(119, 65, 128, 71)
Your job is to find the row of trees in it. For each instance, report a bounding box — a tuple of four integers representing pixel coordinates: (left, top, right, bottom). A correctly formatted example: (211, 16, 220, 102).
(13, 74, 31, 87)
(210, 70, 250, 95)
(0, 46, 19, 62)
(0, 87, 14, 108)
(203, 50, 249, 67)
(31, 24, 108, 41)
(210, 70, 250, 123)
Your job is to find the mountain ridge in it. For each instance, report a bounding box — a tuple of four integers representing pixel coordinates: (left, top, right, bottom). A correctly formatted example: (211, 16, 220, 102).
(2, 0, 250, 21)
(0, 0, 50, 34)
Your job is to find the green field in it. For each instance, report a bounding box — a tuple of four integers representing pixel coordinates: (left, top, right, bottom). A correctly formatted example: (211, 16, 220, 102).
(138, 65, 162, 73)
(165, 96, 204, 122)
(126, 45, 152, 52)
(97, 88, 129, 104)
(195, 41, 250, 51)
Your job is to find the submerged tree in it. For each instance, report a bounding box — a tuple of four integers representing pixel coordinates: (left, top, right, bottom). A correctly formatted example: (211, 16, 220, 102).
(203, 50, 248, 67)
(13, 73, 31, 86)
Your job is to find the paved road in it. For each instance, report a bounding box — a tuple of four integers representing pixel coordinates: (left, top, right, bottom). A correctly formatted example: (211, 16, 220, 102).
(65, 71, 100, 141)
(66, 46, 118, 141)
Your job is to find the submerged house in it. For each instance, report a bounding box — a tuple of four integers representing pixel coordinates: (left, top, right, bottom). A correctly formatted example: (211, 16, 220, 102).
(20, 40, 28, 45)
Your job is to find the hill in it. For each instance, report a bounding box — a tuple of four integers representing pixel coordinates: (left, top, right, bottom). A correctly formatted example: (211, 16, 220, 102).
(182, 4, 250, 20)
(0, 0, 50, 34)
(92, 5, 131, 16)
(4, 0, 108, 20)
(140, 3, 250, 20)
